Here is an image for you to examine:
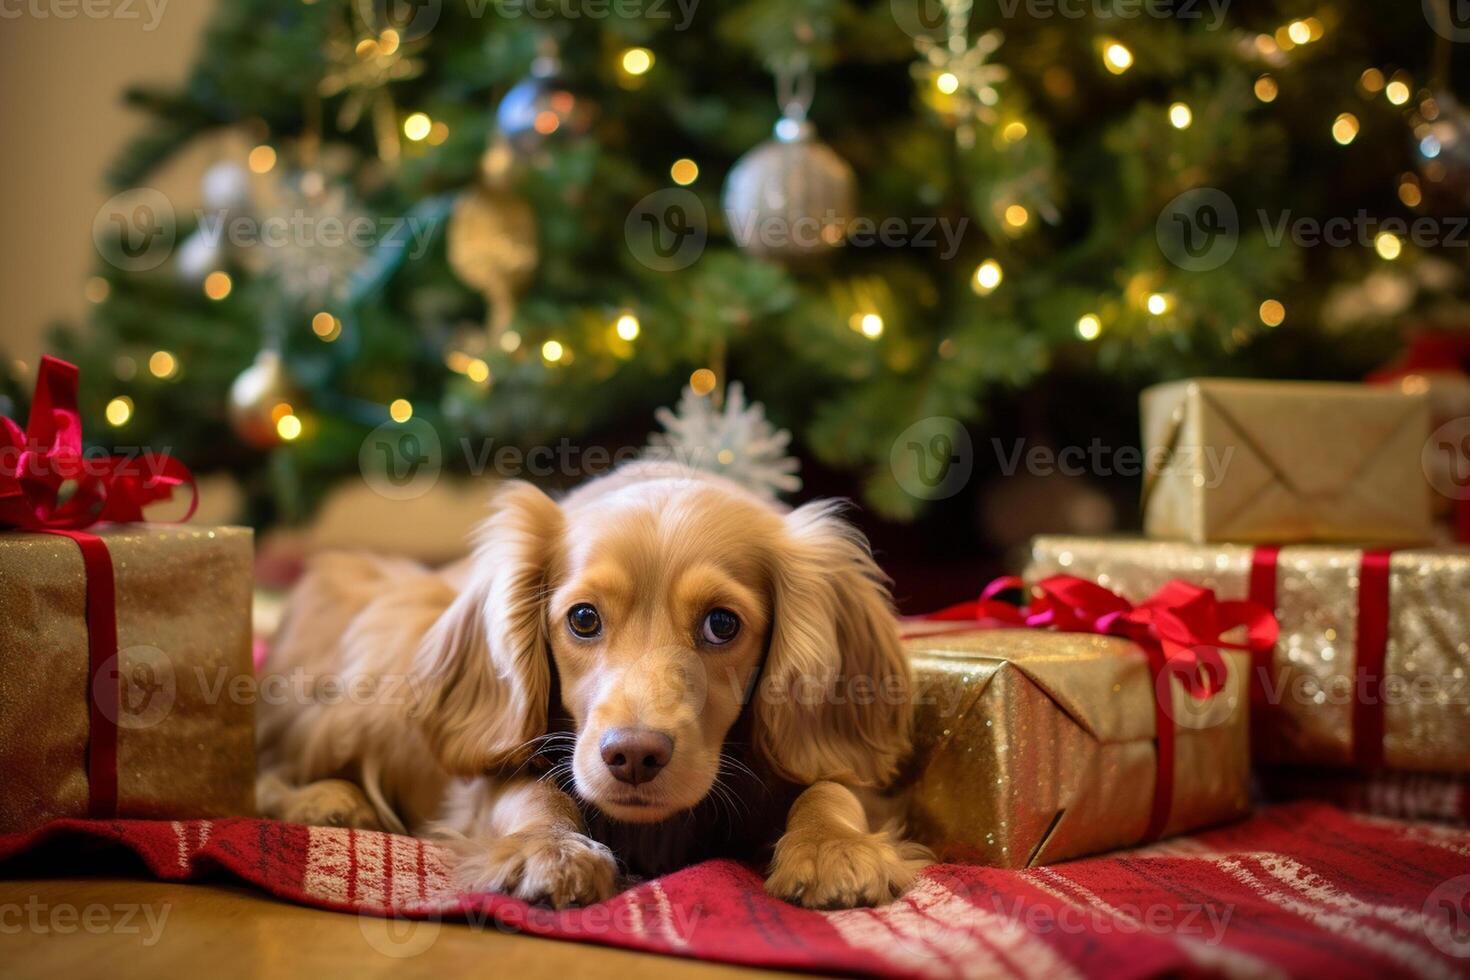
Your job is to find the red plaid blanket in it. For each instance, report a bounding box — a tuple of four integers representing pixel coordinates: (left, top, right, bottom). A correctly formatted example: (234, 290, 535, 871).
(4, 803, 1470, 978)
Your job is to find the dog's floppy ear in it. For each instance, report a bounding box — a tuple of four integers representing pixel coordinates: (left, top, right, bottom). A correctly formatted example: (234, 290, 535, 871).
(409, 481, 562, 776)
(755, 501, 912, 788)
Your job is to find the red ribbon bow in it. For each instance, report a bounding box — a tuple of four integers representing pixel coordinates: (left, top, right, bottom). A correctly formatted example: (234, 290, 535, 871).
(0, 356, 195, 530)
(923, 574, 1279, 841)
(1, 356, 197, 818)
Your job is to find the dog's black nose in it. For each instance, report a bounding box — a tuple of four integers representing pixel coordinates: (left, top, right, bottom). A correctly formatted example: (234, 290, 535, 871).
(599, 729, 673, 785)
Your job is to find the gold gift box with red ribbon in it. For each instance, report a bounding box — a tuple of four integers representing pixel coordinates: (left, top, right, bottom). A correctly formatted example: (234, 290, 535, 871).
(902, 577, 1263, 867)
(1027, 535, 1470, 771)
(0, 356, 256, 831)
(0, 526, 257, 831)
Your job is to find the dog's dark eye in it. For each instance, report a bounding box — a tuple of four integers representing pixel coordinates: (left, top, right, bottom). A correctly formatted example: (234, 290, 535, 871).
(700, 608, 740, 645)
(567, 603, 602, 638)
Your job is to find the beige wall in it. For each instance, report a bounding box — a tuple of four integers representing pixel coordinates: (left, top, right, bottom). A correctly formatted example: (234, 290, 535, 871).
(0, 0, 215, 367)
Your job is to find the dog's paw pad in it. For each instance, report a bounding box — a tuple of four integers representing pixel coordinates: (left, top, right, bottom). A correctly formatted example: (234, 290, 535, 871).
(765, 831, 919, 910)
(457, 831, 618, 909)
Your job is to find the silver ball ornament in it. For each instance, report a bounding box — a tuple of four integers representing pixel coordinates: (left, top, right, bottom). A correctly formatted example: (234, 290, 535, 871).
(721, 115, 856, 261)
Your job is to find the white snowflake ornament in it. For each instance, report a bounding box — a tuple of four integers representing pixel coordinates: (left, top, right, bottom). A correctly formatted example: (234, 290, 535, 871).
(645, 382, 801, 500)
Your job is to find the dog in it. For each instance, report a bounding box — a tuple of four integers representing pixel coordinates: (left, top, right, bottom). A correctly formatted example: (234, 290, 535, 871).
(256, 462, 927, 909)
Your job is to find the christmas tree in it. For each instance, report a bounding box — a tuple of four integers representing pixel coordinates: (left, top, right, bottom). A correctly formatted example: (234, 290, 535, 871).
(52, 0, 1468, 526)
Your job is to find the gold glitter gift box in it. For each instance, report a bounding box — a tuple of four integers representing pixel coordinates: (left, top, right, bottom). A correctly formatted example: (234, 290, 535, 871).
(1026, 535, 1470, 771)
(0, 525, 256, 832)
(903, 626, 1251, 867)
(1141, 378, 1434, 544)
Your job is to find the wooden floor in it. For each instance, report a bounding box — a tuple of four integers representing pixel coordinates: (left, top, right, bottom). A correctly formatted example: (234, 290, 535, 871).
(0, 877, 808, 979)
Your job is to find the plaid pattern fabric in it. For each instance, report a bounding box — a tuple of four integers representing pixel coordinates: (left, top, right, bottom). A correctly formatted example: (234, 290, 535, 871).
(4, 803, 1470, 978)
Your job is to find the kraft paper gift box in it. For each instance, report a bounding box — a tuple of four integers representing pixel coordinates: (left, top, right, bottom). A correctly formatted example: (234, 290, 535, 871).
(1027, 534, 1470, 771)
(903, 623, 1252, 868)
(0, 525, 257, 832)
(1140, 378, 1434, 544)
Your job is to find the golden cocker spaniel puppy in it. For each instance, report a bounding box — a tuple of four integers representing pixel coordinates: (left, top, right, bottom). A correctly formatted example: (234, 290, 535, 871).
(257, 462, 925, 909)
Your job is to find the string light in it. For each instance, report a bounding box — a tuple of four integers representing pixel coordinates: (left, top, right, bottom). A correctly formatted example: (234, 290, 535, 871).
(105, 396, 133, 427)
(1254, 75, 1279, 103)
(247, 145, 277, 174)
(1001, 121, 1027, 142)
(1375, 231, 1402, 260)
(621, 47, 653, 76)
(1146, 293, 1171, 316)
(466, 358, 490, 384)
(1259, 299, 1286, 327)
(615, 313, 640, 341)
(972, 259, 1003, 294)
(403, 112, 432, 142)
(1360, 69, 1386, 94)
(378, 29, 400, 56)
(859, 313, 884, 339)
(1169, 103, 1193, 129)
(689, 368, 717, 396)
(936, 71, 960, 95)
(1286, 20, 1311, 45)
(500, 330, 522, 353)
(203, 271, 232, 300)
(1004, 204, 1030, 228)
(276, 413, 302, 441)
(426, 121, 450, 145)
(1332, 113, 1360, 145)
(1076, 314, 1102, 341)
(1399, 175, 1423, 208)
(1102, 41, 1133, 75)
(670, 158, 699, 185)
(388, 398, 413, 423)
(541, 340, 564, 363)
(1385, 80, 1411, 106)
(84, 277, 110, 304)
(311, 311, 341, 342)
(149, 350, 178, 379)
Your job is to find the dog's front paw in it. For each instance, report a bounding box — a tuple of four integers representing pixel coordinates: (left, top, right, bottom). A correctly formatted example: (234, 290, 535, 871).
(279, 779, 383, 830)
(766, 828, 923, 910)
(456, 830, 617, 908)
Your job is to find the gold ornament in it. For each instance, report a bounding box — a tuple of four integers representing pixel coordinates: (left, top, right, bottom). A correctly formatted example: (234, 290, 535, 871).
(228, 350, 297, 449)
(447, 184, 539, 341)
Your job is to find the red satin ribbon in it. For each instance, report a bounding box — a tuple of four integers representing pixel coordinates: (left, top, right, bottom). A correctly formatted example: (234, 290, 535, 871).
(1246, 546, 1395, 768)
(1, 356, 196, 817)
(922, 575, 1278, 841)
